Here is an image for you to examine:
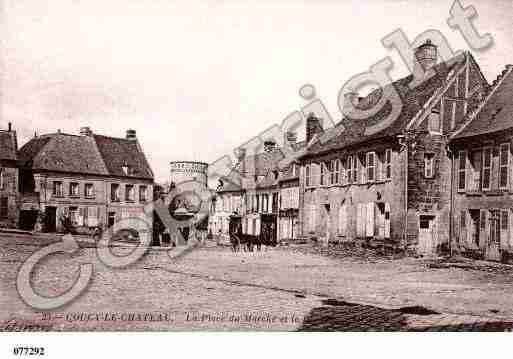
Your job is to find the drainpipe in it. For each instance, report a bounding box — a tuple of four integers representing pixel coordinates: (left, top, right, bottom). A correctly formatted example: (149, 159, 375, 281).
(398, 135, 409, 249)
(447, 143, 454, 257)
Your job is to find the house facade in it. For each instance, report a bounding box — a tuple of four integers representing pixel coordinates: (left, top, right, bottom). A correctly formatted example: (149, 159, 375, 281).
(278, 162, 300, 241)
(211, 179, 243, 241)
(299, 41, 489, 255)
(0, 123, 19, 228)
(449, 64, 513, 261)
(17, 127, 154, 234)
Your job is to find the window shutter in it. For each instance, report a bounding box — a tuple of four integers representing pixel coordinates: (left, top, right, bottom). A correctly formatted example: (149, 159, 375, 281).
(366, 202, 374, 237)
(356, 204, 361, 237)
(384, 203, 391, 239)
(500, 209, 509, 249)
(338, 204, 347, 236)
(509, 209, 513, 248)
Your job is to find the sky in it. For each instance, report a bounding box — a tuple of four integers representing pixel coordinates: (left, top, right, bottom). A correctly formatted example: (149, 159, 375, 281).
(1, 0, 512, 183)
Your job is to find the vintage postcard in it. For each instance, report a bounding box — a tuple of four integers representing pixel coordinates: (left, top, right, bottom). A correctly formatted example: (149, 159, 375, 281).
(1, 0, 513, 352)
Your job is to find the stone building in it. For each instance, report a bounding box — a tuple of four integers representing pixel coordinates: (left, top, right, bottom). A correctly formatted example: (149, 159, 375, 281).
(299, 41, 488, 255)
(211, 178, 243, 241)
(17, 127, 154, 233)
(449, 64, 513, 261)
(0, 123, 19, 228)
(278, 161, 300, 241)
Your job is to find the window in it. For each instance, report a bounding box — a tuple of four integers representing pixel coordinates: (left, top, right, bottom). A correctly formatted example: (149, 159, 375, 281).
(69, 182, 80, 197)
(353, 156, 359, 183)
(366, 152, 376, 182)
(111, 183, 120, 202)
(53, 181, 63, 197)
(482, 147, 492, 191)
(256, 195, 260, 213)
(499, 143, 510, 189)
(359, 154, 366, 183)
(334, 159, 340, 184)
(457, 151, 466, 191)
(424, 153, 435, 178)
(460, 210, 467, 242)
(469, 150, 482, 191)
(346, 156, 353, 184)
(69, 207, 79, 226)
(305, 165, 311, 187)
(501, 210, 509, 231)
(0, 168, 4, 190)
(0, 197, 7, 219)
(139, 186, 147, 202)
(385, 149, 392, 179)
(84, 183, 95, 198)
(428, 110, 441, 133)
(320, 162, 325, 186)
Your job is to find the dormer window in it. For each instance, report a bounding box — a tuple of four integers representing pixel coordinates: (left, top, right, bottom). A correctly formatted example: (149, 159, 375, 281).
(122, 161, 130, 176)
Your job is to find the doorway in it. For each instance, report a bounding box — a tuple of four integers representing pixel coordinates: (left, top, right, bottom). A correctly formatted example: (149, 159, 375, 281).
(45, 207, 57, 232)
(469, 209, 480, 247)
(486, 210, 501, 261)
(19, 210, 39, 231)
(418, 215, 436, 256)
(108, 212, 116, 228)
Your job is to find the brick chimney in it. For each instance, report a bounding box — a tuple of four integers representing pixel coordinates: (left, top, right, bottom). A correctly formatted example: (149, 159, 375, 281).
(286, 131, 297, 145)
(126, 129, 137, 141)
(235, 148, 246, 175)
(8, 122, 12, 132)
(305, 113, 323, 143)
(80, 126, 93, 136)
(263, 139, 276, 153)
(415, 39, 437, 72)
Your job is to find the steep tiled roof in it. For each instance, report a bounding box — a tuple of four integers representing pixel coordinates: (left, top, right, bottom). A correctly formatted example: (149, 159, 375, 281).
(452, 65, 513, 140)
(0, 130, 18, 161)
(240, 149, 285, 177)
(93, 134, 153, 179)
(18, 132, 154, 179)
(303, 53, 467, 158)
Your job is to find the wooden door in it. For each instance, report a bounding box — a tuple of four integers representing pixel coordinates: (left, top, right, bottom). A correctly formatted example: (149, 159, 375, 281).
(486, 210, 501, 261)
(418, 215, 436, 256)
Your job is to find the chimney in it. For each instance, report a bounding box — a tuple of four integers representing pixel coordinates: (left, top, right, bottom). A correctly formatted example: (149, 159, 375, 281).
(286, 131, 297, 145)
(126, 129, 137, 141)
(263, 139, 276, 153)
(306, 113, 323, 143)
(8, 122, 12, 132)
(414, 39, 437, 72)
(80, 126, 93, 136)
(342, 92, 361, 117)
(235, 148, 246, 175)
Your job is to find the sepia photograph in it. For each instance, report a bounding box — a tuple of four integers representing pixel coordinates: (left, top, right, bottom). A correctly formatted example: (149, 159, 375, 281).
(1, 0, 513, 356)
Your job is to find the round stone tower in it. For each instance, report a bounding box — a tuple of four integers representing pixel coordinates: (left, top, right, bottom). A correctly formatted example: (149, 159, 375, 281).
(170, 161, 209, 187)
(415, 39, 437, 71)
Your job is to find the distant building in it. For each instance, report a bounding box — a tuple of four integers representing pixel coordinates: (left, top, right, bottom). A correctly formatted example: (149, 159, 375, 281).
(449, 64, 513, 261)
(0, 123, 19, 228)
(17, 127, 154, 233)
(299, 41, 488, 255)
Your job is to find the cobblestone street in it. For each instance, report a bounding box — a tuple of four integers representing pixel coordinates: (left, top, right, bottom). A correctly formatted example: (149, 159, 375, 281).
(2, 235, 513, 331)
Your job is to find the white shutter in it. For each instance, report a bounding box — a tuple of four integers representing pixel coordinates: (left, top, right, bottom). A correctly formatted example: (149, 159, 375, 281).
(384, 203, 391, 239)
(356, 204, 365, 237)
(366, 202, 375, 237)
(377, 204, 385, 239)
(338, 204, 347, 236)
